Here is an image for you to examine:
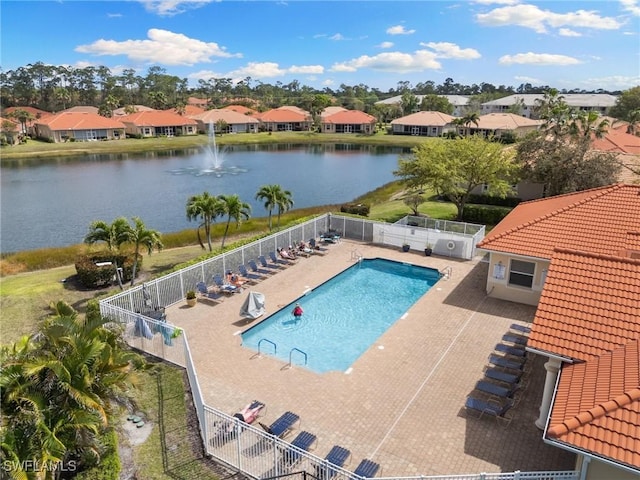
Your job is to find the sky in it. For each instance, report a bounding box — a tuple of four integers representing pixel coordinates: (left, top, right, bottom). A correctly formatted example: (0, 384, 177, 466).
(1, 0, 639, 92)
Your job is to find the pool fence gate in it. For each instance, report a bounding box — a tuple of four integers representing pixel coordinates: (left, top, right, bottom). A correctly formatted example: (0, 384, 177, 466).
(100, 213, 577, 480)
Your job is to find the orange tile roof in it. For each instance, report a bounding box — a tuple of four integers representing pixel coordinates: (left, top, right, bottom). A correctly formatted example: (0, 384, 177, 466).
(4, 106, 52, 118)
(592, 128, 640, 155)
(475, 113, 543, 130)
(0, 116, 20, 131)
(256, 107, 311, 122)
(118, 110, 197, 127)
(477, 184, 640, 259)
(546, 340, 640, 471)
(321, 107, 347, 118)
(191, 109, 259, 124)
(61, 106, 99, 114)
(222, 105, 257, 115)
(390, 111, 454, 126)
(166, 105, 205, 116)
(34, 112, 125, 130)
(528, 249, 640, 361)
(322, 110, 376, 124)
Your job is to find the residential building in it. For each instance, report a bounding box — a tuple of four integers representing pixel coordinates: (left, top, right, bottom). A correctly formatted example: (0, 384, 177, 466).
(118, 110, 198, 137)
(481, 94, 618, 119)
(3, 106, 52, 135)
(113, 105, 156, 116)
(476, 184, 640, 479)
(33, 112, 125, 142)
(254, 106, 312, 132)
(376, 95, 470, 116)
(390, 111, 455, 136)
(320, 108, 376, 134)
(0, 116, 21, 144)
(458, 113, 543, 139)
(191, 109, 259, 134)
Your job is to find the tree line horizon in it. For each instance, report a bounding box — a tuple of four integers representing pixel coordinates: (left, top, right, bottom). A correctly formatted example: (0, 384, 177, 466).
(0, 61, 628, 118)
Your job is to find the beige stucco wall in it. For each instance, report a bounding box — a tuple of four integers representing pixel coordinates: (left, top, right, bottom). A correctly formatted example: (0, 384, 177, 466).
(583, 456, 640, 480)
(484, 251, 549, 306)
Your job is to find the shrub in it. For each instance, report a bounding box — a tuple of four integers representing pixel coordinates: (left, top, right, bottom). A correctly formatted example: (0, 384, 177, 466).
(74, 428, 121, 480)
(467, 194, 522, 208)
(461, 205, 512, 225)
(75, 252, 141, 288)
(340, 203, 370, 216)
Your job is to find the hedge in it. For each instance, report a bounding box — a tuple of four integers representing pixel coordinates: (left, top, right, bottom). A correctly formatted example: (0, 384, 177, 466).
(462, 205, 512, 225)
(340, 203, 370, 216)
(75, 253, 141, 288)
(467, 194, 522, 208)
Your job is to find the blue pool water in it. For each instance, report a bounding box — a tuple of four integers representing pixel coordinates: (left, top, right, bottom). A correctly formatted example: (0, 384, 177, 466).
(241, 258, 441, 373)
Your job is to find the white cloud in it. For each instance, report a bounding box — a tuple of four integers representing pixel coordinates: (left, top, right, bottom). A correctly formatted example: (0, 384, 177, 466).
(75, 29, 240, 66)
(514, 75, 543, 84)
(558, 28, 581, 37)
(331, 50, 440, 73)
(473, 0, 519, 4)
(476, 4, 621, 34)
(188, 69, 224, 81)
(579, 75, 640, 89)
(620, 0, 640, 16)
(386, 25, 416, 35)
(107, 13, 123, 18)
(226, 62, 285, 79)
(499, 52, 581, 66)
(329, 33, 346, 41)
(420, 42, 481, 59)
(138, 0, 215, 16)
(322, 79, 335, 86)
(288, 65, 324, 74)
(378, 41, 394, 49)
(623, 30, 638, 35)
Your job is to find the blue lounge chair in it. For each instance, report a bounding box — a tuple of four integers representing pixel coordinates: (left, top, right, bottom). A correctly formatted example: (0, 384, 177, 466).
(309, 238, 328, 253)
(474, 380, 515, 399)
(238, 264, 261, 283)
(259, 254, 284, 270)
(270, 250, 293, 266)
(259, 411, 300, 438)
(465, 396, 514, 424)
(280, 431, 317, 468)
(502, 333, 528, 346)
(484, 367, 521, 385)
(248, 259, 273, 276)
(488, 354, 525, 371)
(352, 459, 380, 479)
(316, 445, 351, 480)
(196, 282, 225, 304)
(213, 274, 238, 294)
(494, 343, 526, 358)
(510, 323, 531, 335)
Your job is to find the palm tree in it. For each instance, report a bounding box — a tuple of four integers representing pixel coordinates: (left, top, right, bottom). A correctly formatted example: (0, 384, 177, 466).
(217, 194, 251, 248)
(119, 217, 163, 286)
(461, 112, 480, 136)
(255, 184, 281, 230)
(186, 192, 223, 251)
(84, 217, 129, 251)
(275, 188, 294, 228)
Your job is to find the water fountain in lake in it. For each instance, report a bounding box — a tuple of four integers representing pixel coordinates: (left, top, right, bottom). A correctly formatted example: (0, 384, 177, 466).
(169, 121, 248, 177)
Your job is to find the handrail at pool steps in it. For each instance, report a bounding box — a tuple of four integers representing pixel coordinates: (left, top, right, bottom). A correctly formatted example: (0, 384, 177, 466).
(440, 266, 452, 280)
(288, 347, 308, 368)
(258, 338, 277, 356)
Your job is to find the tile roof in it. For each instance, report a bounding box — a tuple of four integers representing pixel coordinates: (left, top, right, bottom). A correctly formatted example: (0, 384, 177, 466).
(321, 106, 348, 118)
(166, 105, 205, 116)
(118, 110, 197, 127)
(0, 116, 20, 131)
(546, 340, 640, 471)
(222, 105, 257, 115)
(592, 128, 640, 155)
(322, 110, 376, 124)
(4, 106, 52, 118)
(191, 109, 259, 124)
(528, 249, 640, 361)
(390, 111, 455, 126)
(113, 105, 156, 116)
(61, 106, 99, 114)
(474, 113, 543, 130)
(477, 184, 640, 259)
(34, 112, 125, 130)
(255, 107, 311, 122)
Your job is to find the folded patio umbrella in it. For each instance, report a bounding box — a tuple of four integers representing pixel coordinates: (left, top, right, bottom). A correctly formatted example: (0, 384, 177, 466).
(240, 291, 265, 319)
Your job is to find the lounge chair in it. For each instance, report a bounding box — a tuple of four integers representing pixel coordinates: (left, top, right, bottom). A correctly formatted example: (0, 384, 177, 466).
(213, 274, 239, 294)
(494, 343, 526, 358)
(259, 254, 285, 270)
(474, 380, 516, 400)
(315, 445, 351, 480)
(196, 281, 225, 304)
(465, 396, 514, 425)
(270, 250, 294, 266)
(509, 323, 531, 335)
(248, 259, 273, 276)
(259, 411, 300, 438)
(484, 366, 521, 385)
(488, 353, 525, 371)
(309, 238, 328, 254)
(352, 459, 380, 479)
(502, 333, 528, 346)
(238, 264, 261, 283)
(280, 430, 317, 469)
(210, 400, 266, 447)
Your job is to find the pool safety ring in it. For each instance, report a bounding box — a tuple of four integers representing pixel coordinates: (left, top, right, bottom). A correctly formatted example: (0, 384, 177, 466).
(446, 240, 456, 250)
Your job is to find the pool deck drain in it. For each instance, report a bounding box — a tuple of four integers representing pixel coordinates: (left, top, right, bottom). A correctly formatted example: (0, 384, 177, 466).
(167, 240, 575, 476)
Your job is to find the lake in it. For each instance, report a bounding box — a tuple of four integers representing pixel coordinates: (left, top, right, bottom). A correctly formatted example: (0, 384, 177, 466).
(0, 144, 409, 253)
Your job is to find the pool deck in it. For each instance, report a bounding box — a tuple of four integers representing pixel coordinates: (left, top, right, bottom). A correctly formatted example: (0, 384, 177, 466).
(167, 240, 576, 476)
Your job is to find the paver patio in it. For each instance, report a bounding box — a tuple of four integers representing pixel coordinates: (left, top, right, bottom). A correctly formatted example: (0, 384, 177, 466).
(166, 240, 576, 476)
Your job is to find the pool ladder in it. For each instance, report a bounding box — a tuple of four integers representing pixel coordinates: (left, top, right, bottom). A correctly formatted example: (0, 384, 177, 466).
(257, 338, 276, 356)
(257, 339, 308, 370)
(440, 266, 452, 280)
(287, 348, 308, 369)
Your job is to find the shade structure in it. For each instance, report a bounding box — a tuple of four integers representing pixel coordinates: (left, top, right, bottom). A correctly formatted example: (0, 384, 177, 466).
(240, 291, 266, 319)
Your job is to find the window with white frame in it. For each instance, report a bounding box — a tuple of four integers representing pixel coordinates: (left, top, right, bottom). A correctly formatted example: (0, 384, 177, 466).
(508, 259, 535, 288)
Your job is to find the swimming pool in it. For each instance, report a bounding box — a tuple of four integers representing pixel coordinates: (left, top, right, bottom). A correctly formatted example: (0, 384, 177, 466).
(241, 258, 441, 373)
